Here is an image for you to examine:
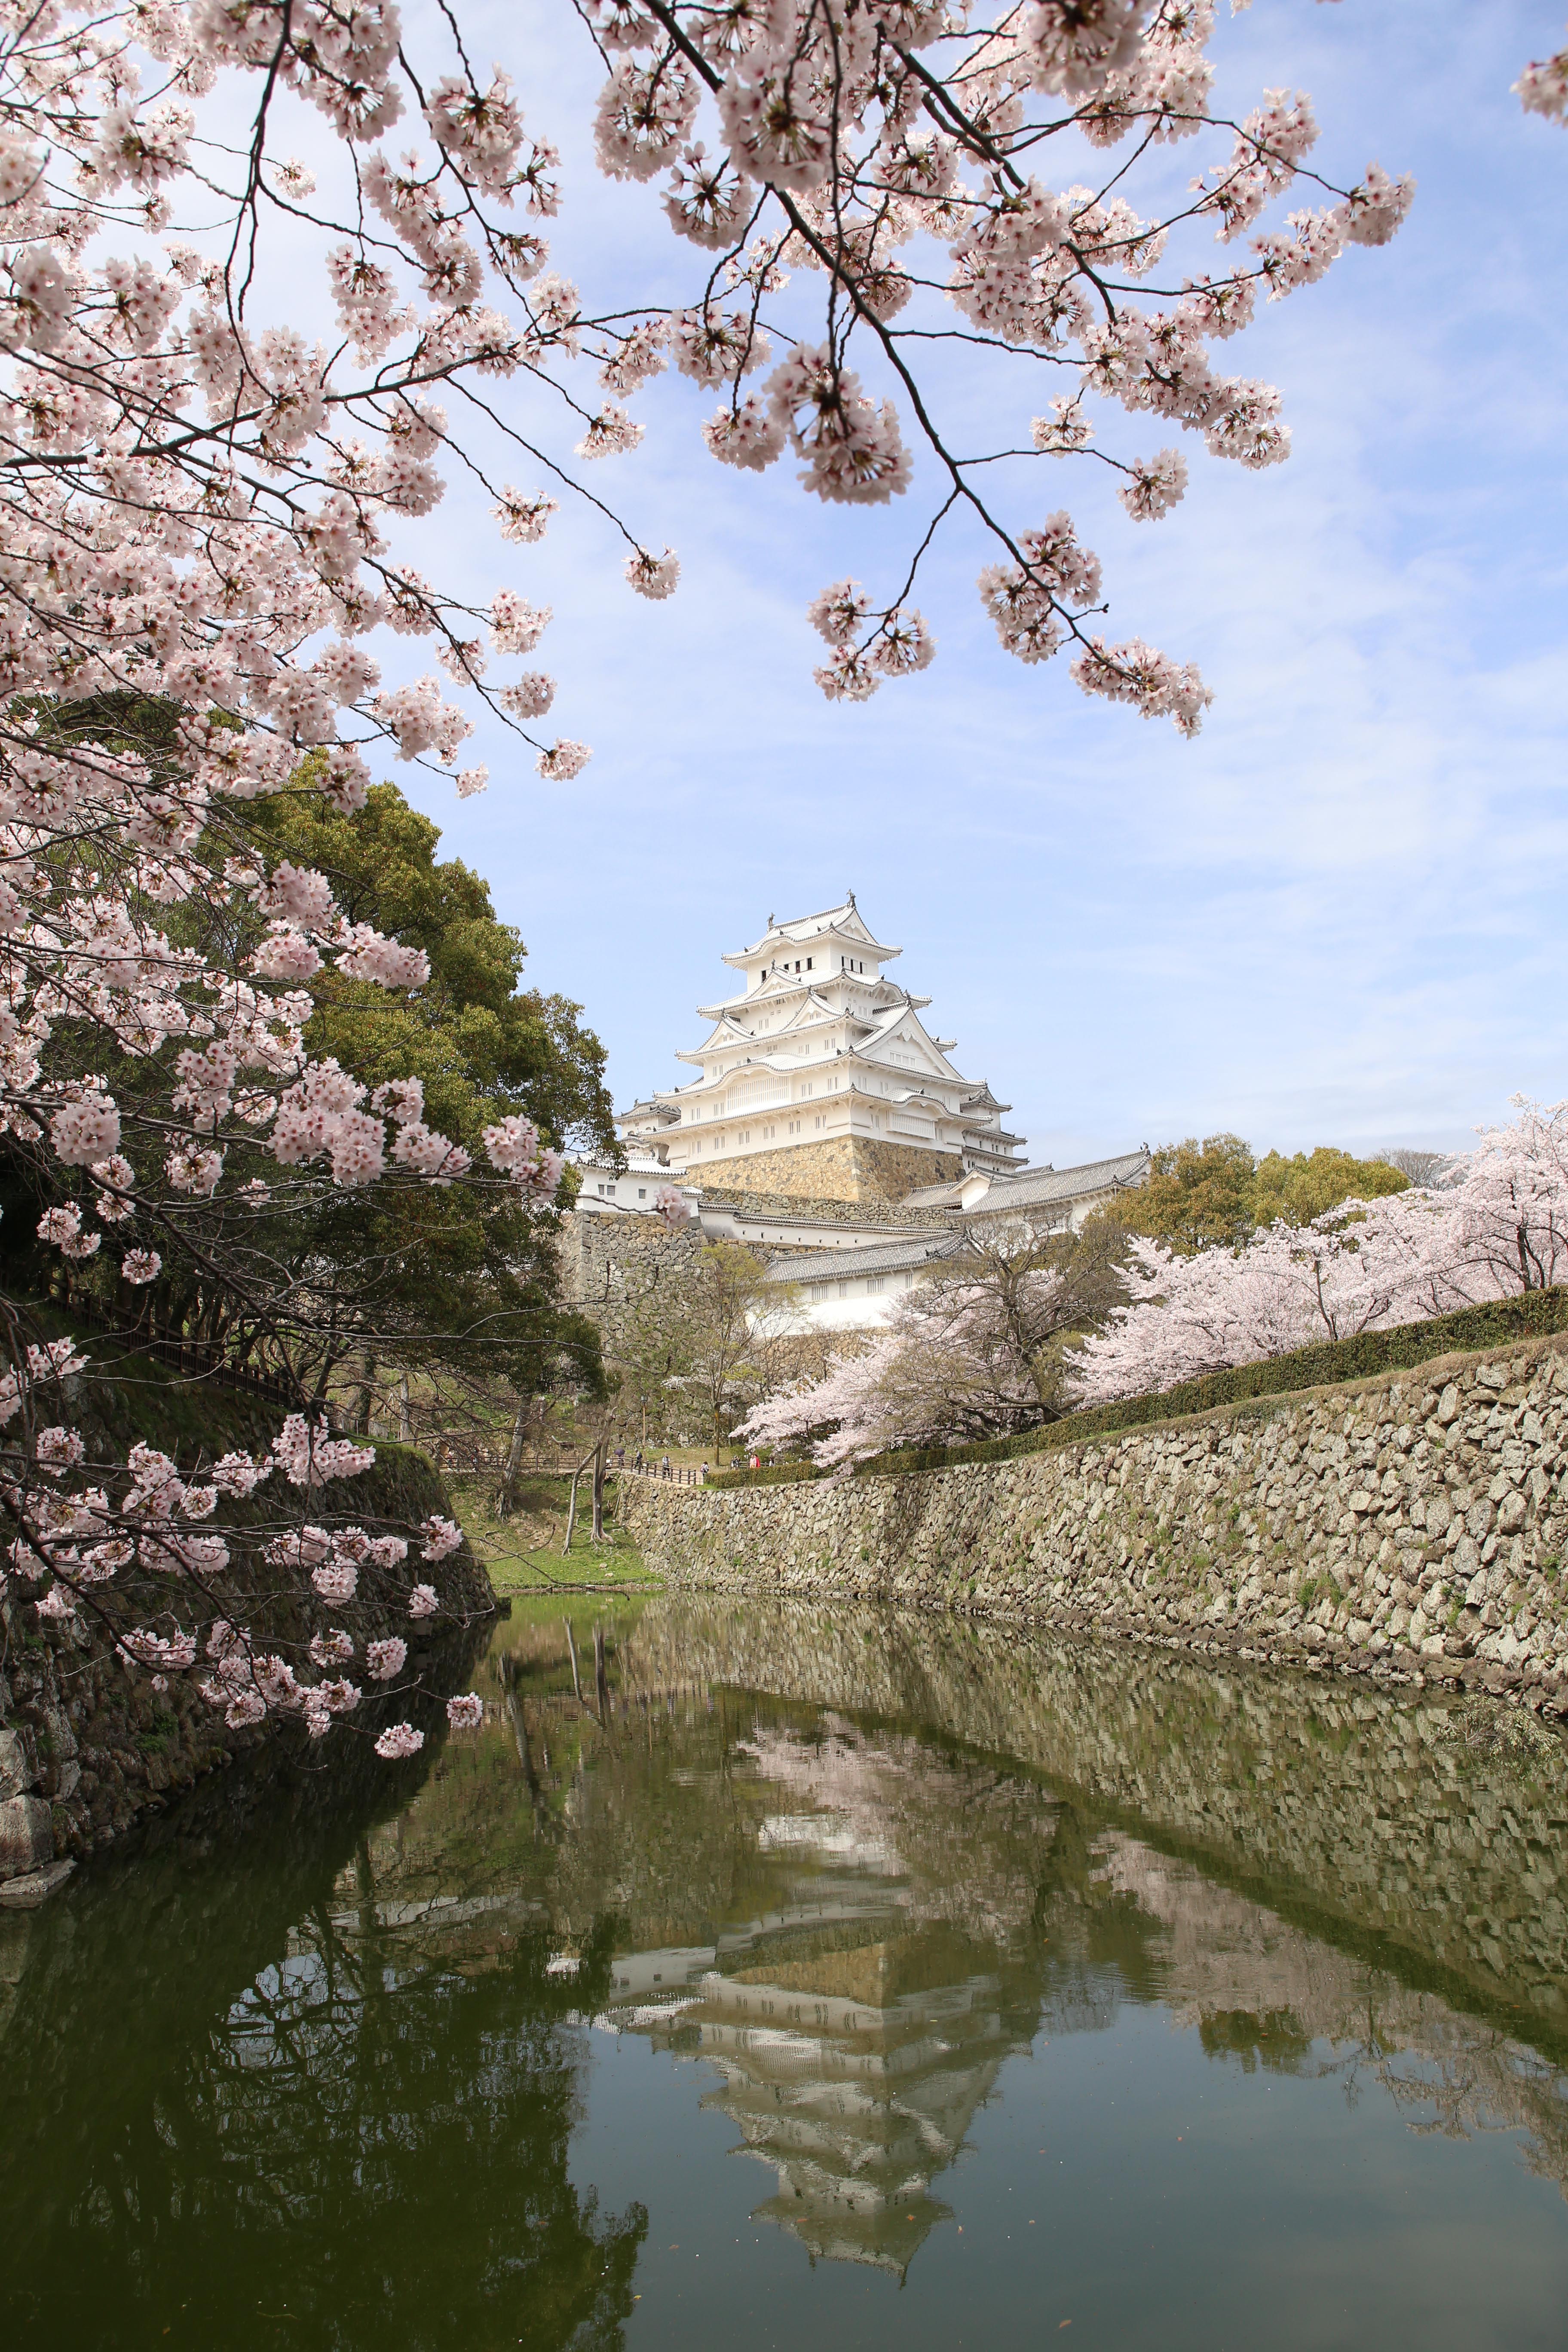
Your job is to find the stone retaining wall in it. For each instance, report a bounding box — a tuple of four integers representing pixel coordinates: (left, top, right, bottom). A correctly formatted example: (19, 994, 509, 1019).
(695, 1134, 961, 1205)
(624, 1329, 1568, 1714)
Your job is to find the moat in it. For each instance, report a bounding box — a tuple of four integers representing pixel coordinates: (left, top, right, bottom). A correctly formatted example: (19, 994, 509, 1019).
(4, 1596, 1568, 2349)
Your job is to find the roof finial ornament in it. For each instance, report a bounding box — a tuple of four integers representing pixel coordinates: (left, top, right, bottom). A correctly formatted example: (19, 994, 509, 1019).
(846, 886, 856, 908)
(767, 912, 774, 928)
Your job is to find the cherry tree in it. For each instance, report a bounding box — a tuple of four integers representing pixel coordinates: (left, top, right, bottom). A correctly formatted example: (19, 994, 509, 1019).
(736, 1218, 1124, 1465)
(1072, 1097, 1568, 1405)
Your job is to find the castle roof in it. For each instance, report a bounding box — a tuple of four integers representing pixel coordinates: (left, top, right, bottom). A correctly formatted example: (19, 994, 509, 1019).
(723, 896, 901, 971)
(768, 1231, 968, 1284)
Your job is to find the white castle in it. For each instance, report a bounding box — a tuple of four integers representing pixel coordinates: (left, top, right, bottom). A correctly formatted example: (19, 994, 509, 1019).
(617, 894, 1027, 1207)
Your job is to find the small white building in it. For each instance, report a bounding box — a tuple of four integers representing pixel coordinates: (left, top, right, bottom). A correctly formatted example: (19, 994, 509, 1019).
(565, 1149, 699, 1219)
(770, 1230, 971, 1334)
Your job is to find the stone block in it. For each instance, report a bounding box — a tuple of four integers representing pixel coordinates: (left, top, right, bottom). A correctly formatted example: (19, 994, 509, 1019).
(0, 1727, 36, 1800)
(0, 1859, 74, 1908)
(0, 1794, 53, 1880)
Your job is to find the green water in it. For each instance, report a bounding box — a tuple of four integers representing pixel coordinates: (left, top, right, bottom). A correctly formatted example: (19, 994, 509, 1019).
(5, 1596, 1568, 2350)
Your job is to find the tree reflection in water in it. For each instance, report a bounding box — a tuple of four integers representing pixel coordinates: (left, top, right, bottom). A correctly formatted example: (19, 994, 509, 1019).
(0, 1749, 644, 2350)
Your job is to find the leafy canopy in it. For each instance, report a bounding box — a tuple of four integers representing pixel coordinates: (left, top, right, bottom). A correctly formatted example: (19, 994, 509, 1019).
(1119, 1135, 1409, 1257)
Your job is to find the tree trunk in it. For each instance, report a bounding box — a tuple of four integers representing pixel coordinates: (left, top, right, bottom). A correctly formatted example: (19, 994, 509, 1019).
(563, 1446, 595, 1556)
(353, 1352, 376, 1436)
(398, 1374, 412, 1443)
(496, 1399, 527, 1518)
(591, 1441, 606, 1542)
(563, 1617, 583, 1707)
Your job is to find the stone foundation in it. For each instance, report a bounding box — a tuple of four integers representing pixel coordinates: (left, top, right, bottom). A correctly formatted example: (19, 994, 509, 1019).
(624, 1329, 1568, 1713)
(689, 1135, 962, 1206)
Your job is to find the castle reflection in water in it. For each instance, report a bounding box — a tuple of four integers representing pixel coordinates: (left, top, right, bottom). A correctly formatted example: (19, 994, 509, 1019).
(595, 1720, 1050, 2273)
(310, 1599, 1568, 2278)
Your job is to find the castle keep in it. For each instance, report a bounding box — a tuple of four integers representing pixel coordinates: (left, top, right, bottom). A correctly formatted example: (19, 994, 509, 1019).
(617, 896, 1026, 1207)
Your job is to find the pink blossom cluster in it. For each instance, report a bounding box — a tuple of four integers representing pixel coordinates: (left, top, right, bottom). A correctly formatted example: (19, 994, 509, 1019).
(419, 1515, 465, 1560)
(653, 1183, 689, 1228)
(1072, 1098, 1568, 1406)
(374, 1722, 426, 1760)
(272, 1415, 376, 1488)
(1517, 29, 1568, 123)
(806, 578, 933, 704)
(481, 1115, 564, 1204)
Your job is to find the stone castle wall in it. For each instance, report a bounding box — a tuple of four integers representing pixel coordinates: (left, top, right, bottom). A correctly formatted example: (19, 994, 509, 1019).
(624, 1329, 1568, 1715)
(698, 1185, 955, 1234)
(556, 1208, 704, 1358)
(693, 1135, 962, 1205)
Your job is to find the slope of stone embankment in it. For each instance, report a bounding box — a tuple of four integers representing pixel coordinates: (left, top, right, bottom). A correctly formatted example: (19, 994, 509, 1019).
(0, 1353, 492, 1899)
(624, 1332, 1568, 1713)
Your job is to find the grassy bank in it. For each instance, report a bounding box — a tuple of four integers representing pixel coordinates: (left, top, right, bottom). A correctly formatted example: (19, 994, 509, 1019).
(444, 1470, 658, 1597)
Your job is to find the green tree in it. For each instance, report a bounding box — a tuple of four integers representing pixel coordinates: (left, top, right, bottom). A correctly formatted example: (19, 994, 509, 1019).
(1252, 1147, 1409, 1228)
(1118, 1134, 1259, 1256)
(1116, 1135, 1411, 1258)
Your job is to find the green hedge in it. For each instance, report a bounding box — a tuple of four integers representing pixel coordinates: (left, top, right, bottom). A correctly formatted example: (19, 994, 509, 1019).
(706, 1459, 820, 1491)
(706, 1287, 1568, 1491)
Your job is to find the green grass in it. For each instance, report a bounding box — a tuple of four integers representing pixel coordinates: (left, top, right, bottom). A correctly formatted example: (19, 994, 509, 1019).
(444, 1470, 658, 1596)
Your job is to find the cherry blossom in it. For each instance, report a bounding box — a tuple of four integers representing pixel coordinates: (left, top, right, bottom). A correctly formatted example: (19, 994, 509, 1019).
(374, 1722, 426, 1760)
(1517, 27, 1568, 123)
(445, 1691, 484, 1729)
(537, 741, 592, 781)
(1072, 1098, 1568, 1405)
(625, 548, 682, 599)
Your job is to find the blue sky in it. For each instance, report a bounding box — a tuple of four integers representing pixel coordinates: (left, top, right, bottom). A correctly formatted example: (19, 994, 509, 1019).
(375, 2, 1568, 1169)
